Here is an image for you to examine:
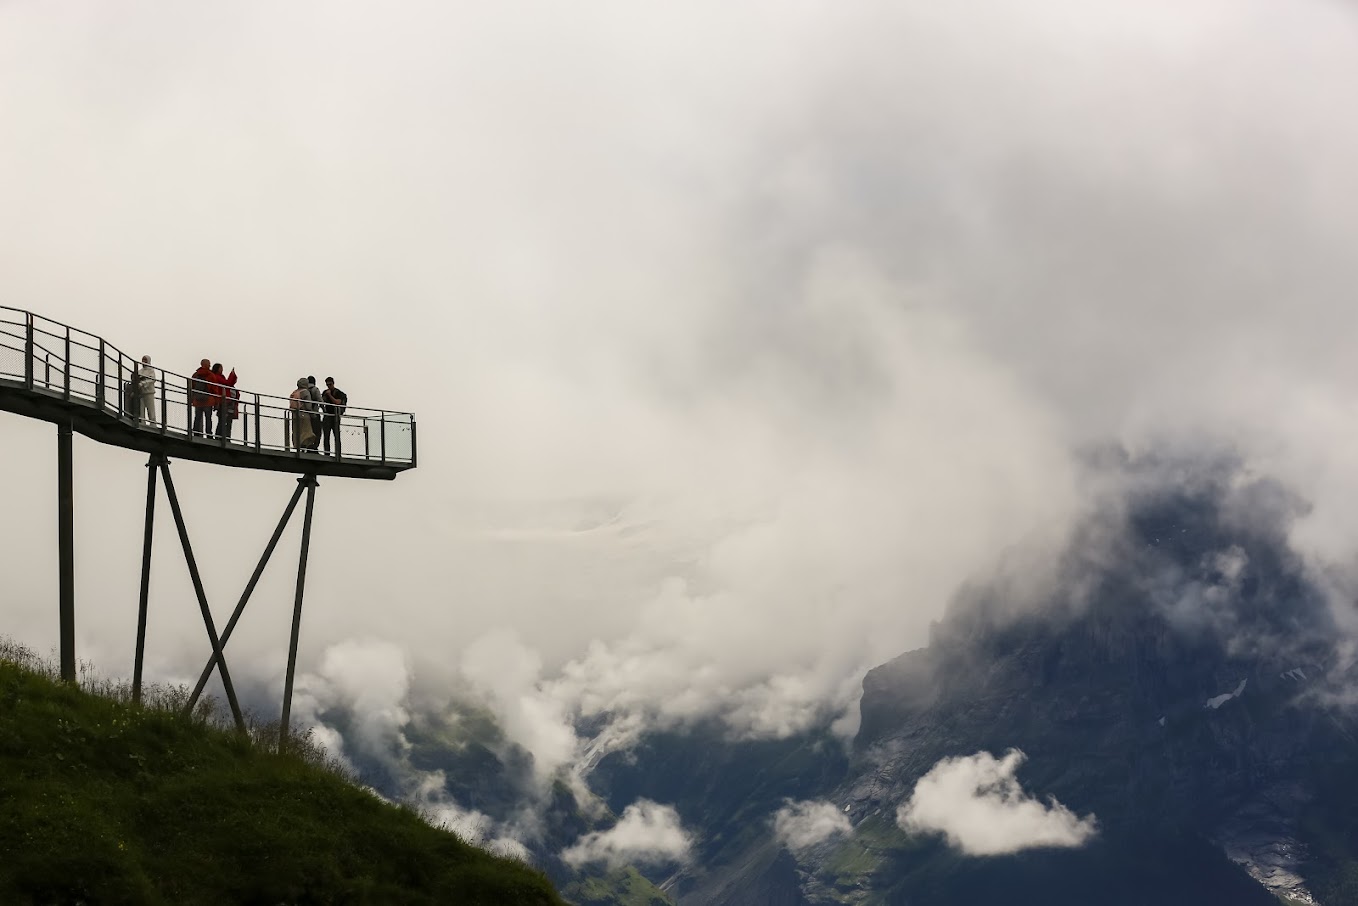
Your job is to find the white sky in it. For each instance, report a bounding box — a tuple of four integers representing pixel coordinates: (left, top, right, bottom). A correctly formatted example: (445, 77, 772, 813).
(4, 0, 1358, 762)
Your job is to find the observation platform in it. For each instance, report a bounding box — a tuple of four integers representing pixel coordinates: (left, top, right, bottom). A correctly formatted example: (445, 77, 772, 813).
(0, 307, 415, 480)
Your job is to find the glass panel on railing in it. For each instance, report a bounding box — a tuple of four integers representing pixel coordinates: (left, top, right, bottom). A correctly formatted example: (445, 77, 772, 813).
(348, 413, 414, 462)
(382, 414, 414, 461)
(0, 320, 24, 382)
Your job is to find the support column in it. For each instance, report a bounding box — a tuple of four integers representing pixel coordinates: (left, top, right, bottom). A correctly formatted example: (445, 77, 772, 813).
(132, 457, 159, 704)
(57, 422, 75, 683)
(280, 474, 318, 746)
(159, 460, 246, 732)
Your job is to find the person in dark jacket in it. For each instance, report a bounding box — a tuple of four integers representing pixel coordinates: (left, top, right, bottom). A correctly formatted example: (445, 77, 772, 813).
(306, 376, 323, 446)
(321, 376, 347, 454)
(190, 358, 215, 437)
(213, 364, 238, 440)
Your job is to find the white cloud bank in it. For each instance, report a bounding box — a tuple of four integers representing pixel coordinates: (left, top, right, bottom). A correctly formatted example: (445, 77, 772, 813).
(292, 640, 544, 860)
(898, 750, 1098, 856)
(424, 794, 495, 845)
(773, 800, 853, 853)
(561, 800, 693, 869)
(7, 0, 1358, 801)
(289, 638, 413, 775)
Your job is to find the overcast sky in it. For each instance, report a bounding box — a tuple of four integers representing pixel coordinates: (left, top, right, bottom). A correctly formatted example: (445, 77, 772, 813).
(4, 0, 1358, 772)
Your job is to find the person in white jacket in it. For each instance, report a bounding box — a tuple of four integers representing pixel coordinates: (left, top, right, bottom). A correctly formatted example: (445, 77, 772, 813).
(135, 355, 157, 425)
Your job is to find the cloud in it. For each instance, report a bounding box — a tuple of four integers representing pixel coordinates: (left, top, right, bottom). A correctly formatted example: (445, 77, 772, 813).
(423, 795, 495, 845)
(291, 641, 552, 858)
(0, 0, 1080, 760)
(773, 800, 853, 853)
(5, 0, 1358, 799)
(488, 837, 533, 863)
(898, 750, 1098, 856)
(290, 638, 412, 775)
(412, 774, 536, 863)
(561, 801, 693, 869)
(459, 629, 579, 783)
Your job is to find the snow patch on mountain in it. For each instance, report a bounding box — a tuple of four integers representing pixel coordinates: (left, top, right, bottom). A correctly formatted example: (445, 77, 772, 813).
(1205, 679, 1247, 710)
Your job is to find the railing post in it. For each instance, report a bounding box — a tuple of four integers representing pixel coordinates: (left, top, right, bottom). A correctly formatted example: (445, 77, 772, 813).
(96, 339, 106, 408)
(254, 394, 261, 451)
(363, 422, 370, 459)
(410, 419, 417, 468)
(380, 414, 386, 463)
(23, 313, 33, 389)
(63, 327, 70, 401)
(160, 378, 167, 434)
(117, 353, 124, 417)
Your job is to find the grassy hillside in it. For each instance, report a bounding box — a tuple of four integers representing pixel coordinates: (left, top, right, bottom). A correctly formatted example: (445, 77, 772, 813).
(0, 643, 564, 906)
(561, 866, 673, 906)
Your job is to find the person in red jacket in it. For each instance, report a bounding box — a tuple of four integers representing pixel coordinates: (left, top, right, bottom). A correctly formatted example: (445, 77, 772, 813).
(189, 358, 216, 437)
(213, 363, 238, 440)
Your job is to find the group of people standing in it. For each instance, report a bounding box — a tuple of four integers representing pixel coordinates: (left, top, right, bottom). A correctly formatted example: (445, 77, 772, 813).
(189, 359, 239, 439)
(127, 356, 348, 454)
(288, 375, 348, 453)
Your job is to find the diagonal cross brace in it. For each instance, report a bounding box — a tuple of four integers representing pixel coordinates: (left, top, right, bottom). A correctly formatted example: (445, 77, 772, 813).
(132, 459, 320, 739)
(157, 458, 247, 732)
(183, 477, 309, 713)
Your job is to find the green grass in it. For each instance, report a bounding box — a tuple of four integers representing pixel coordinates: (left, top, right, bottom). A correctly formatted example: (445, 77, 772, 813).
(0, 641, 565, 906)
(821, 813, 909, 881)
(562, 866, 672, 906)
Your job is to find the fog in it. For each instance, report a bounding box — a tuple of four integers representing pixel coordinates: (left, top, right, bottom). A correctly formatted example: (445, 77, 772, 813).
(3, 0, 1358, 779)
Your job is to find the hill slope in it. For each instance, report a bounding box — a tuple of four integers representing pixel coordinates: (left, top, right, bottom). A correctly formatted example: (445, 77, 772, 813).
(0, 652, 564, 906)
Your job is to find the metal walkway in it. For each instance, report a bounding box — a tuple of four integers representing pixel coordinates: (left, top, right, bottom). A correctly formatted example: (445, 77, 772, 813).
(1, 306, 417, 740)
(0, 306, 415, 480)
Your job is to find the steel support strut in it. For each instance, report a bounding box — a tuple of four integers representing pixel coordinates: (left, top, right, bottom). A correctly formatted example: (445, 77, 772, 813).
(279, 474, 319, 745)
(184, 479, 308, 712)
(132, 457, 158, 703)
(57, 421, 75, 683)
(158, 459, 246, 732)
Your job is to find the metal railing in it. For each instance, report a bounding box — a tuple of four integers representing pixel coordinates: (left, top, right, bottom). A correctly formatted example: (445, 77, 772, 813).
(0, 306, 416, 467)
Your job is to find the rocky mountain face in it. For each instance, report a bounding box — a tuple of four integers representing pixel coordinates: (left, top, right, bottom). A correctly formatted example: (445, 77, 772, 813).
(588, 467, 1358, 904)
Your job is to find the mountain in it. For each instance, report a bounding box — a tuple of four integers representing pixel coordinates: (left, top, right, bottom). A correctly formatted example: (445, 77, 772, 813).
(333, 459, 1358, 904)
(584, 463, 1358, 904)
